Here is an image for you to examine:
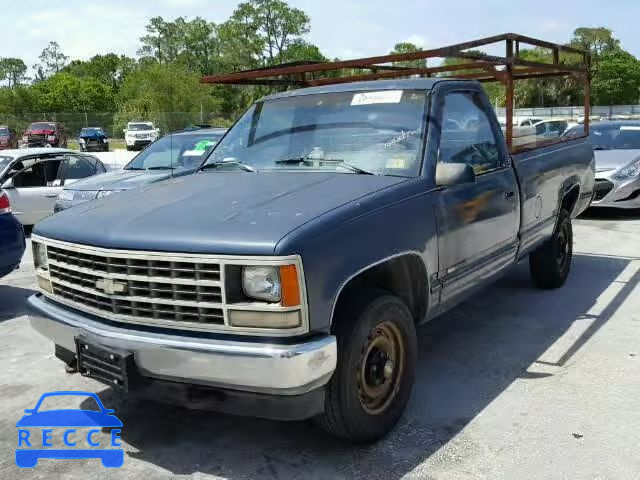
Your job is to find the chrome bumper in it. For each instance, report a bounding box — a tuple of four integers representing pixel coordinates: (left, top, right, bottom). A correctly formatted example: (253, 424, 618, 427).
(27, 294, 337, 395)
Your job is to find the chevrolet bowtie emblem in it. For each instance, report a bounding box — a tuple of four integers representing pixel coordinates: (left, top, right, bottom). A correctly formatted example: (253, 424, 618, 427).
(95, 278, 127, 295)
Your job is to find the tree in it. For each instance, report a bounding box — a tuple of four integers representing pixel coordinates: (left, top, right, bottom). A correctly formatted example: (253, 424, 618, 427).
(570, 27, 620, 57)
(138, 16, 187, 64)
(116, 63, 218, 131)
(0, 58, 28, 87)
(220, 0, 311, 66)
(31, 73, 115, 112)
(35, 41, 69, 77)
(63, 54, 136, 90)
(592, 50, 640, 105)
(389, 42, 426, 69)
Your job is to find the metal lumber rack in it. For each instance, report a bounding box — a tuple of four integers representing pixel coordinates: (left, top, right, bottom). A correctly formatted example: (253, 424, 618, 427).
(201, 33, 591, 152)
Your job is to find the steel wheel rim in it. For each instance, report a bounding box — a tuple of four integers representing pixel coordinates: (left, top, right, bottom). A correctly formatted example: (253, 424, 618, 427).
(357, 321, 405, 415)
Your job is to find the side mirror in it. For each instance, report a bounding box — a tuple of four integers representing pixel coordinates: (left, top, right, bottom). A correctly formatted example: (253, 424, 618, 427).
(435, 163, 475, 187)
(2, 178, 14, 189)
(122, 129, 127, 134)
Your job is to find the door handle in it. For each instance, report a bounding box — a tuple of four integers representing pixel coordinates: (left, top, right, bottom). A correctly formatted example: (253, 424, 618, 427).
(44, 194, 59, 198)
(504, 191, 515, 200)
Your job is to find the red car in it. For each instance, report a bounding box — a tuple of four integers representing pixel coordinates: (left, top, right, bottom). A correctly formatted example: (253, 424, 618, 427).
(0, 126, 18, 150)
(20, 122, 67, 149)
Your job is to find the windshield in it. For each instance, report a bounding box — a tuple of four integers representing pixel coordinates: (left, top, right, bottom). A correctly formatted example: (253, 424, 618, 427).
(80, 128, 103, 135)
(128, 123, 154, 131)
(29, 122, 56, 130)
(0, 127, 8, 135)
(125, 132, 223, 170)
(205, 89, 428, 177)
(567, 123, 640, 149)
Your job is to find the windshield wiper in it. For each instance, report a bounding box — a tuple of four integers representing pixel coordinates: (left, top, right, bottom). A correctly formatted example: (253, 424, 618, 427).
(200, 159, 256, 172)
(125, 167, 146, 170)
(275, 157, 374, 175)
(146, 166, 174, 170)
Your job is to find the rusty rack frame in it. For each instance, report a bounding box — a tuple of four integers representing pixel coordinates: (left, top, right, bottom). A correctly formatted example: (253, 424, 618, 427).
(201, 33, 591, 153)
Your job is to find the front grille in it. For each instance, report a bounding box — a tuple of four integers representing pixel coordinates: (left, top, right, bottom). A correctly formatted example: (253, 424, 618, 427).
(46, 244, 225, 330)
(593, 179, 614, 201)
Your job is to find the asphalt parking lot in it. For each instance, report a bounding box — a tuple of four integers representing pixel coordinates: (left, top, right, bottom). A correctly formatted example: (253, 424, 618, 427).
(1, 209, 639, 479)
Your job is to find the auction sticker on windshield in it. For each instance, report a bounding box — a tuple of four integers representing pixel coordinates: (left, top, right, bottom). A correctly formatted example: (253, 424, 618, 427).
(351, 90, 403, 105)
(15, 391, 124, 468)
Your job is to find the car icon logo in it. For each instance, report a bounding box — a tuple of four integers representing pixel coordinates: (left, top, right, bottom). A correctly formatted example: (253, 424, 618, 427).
(15, 391, 124, 468)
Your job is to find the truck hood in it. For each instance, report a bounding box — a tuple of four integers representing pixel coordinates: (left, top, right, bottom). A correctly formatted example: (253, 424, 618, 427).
(594, 149, 640, 172)
(67, 169, 177, 191)
(35, 171, 406, 255)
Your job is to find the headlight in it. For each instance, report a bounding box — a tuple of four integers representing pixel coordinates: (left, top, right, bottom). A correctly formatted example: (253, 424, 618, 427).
(96, 189, 122, 198)
(242, 266, 281, 302)
(59, 190, 99, 203)
(33, 242, 48, 269)
(612, 158, 640, 180)
(58, 190, 75, 201)
(78, 138, 86, 143)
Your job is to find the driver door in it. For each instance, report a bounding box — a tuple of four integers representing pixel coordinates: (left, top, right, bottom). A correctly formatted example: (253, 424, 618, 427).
(4, 157, 65, 225)
(434, 89, 520, 309)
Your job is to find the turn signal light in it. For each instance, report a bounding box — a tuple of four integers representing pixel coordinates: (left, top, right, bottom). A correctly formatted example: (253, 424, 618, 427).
(280, 264, 301, 307)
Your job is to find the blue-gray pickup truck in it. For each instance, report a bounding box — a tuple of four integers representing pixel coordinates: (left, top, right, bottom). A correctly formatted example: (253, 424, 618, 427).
(27, 78, 594, 443)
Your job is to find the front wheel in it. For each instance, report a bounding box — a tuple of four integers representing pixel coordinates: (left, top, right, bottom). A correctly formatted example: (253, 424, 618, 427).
(319, 291, 417, 443)
(529, 208, 573, 289)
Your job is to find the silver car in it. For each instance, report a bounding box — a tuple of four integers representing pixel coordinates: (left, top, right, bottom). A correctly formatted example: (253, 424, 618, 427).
(565, 121, 640, 208)
(0, 148, 107, 225)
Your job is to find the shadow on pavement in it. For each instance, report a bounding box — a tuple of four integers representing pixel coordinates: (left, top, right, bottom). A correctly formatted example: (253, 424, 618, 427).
(579, 207, 640, 221)
(87, 252, 636, 479)
(0, 285, 36, 322)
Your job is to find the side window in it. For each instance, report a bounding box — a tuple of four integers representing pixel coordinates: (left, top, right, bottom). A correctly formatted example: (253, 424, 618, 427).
(439, 92, 502, 175)
(44, 159, 64, 186)
(63, 156, 96, 182)
(12, 162, 47, 188)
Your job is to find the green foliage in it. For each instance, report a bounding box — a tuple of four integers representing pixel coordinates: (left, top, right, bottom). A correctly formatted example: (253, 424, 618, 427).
(0, 58, 28, 87)
(389, 43, 426, 69)
(592, 50, 640, 104)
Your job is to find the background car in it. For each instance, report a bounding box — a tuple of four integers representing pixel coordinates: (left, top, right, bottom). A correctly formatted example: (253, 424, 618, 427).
(565, 120, 640, 208)
(20, 122, 67, 149)
(534, 119, 570, 139)
(55, 127, 227, 212)
(123, 121, 160, 151)
(0, 126, 18, 150)
(78, 127, 109, 152)
(0, 190, 26, 278)
(0, 148, 108, 225)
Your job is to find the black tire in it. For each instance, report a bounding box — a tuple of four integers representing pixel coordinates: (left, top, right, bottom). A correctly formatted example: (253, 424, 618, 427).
(126, 146, 132, 151)
(103, 144, 109, 152)
(319, 290, 417, 443)
(529, 208, 573, 289)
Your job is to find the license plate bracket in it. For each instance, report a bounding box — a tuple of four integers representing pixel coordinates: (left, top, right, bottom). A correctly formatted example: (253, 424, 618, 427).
(75, 337, 134, 392)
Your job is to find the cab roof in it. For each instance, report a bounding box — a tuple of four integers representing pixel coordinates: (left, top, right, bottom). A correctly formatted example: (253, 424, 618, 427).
(260, 77, 468, 102)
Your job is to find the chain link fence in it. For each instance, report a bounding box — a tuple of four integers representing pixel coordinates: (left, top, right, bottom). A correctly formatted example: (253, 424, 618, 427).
(0, 112, 231, 139)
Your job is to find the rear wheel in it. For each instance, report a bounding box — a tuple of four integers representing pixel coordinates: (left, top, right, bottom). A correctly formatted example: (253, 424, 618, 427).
(529, 208, 573, 289)
(319, 290, 417, 443)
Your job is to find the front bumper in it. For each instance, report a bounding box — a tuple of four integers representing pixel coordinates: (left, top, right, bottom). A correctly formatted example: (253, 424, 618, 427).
(126, 138, 153, 149)
(27, 294, 337, 396)
(591, 173, 640, 208)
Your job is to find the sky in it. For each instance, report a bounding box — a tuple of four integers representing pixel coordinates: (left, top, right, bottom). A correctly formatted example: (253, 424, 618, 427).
(1, 0, 640, 70)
